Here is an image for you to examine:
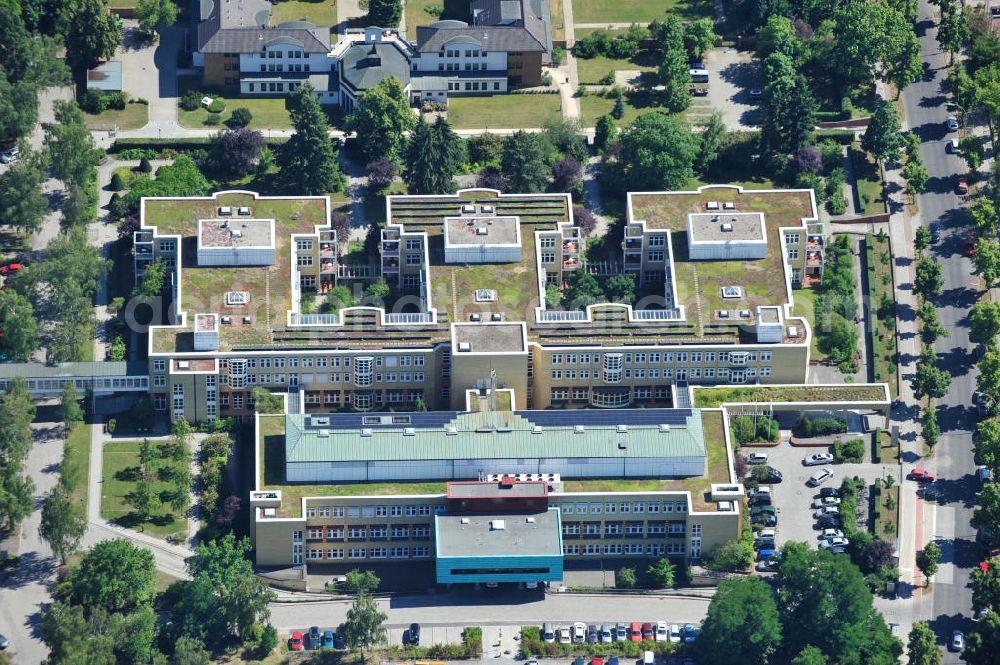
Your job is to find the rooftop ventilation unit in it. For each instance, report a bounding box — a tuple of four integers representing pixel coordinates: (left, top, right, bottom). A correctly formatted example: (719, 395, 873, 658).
(616, 425, 628, 433)
(225, 291, 249, 306)
(360, 428, 373, 437)
(461, 517, 470, 524)
(317, 429, 330, 437)
(462, 204, 476, 213)
(531, 425, 543, 434)
(490, 520, 506, 530)
(445, 426, 458, 435)
(574, 425, 585, 434)
(659, 424, 671, 432)
(788, 325, 801, 338)
(474, 289, 496, 302)
(458, 342, 472, 352)
(470, 313, 482, 321)
(721, 223, 733, 232)
(526, 517, 536, 523)
(221, 316, 232, 324)
(403, 427, 416, 436)
(312, 416, 330, 426)
(721, 286, 743, 298)
(238, 206, 251, 216)
(476, 227, 489, 236)
(177, 361, 190, 370)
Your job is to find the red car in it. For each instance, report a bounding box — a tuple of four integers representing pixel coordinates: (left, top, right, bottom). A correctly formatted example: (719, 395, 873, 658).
(630, 622, 642, 642)
(957, 180, 969, 195)
(591, 658, 604, 665)
(966, 240, 976, 257)
(642, 623, 654, 641)
(0, 264, 21, 275)
(910, 469, 936, 482)
(289, 631, 304, 651)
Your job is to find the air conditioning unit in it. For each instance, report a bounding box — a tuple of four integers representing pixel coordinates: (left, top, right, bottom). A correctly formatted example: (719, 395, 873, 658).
(574, 425, 585, 434)
(360, 428, 373, 437)
(616, 425, 628, 433)
(403, 427, 416, 436)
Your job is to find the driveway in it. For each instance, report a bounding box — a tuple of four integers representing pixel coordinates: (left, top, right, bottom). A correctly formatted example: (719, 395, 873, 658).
(704, 47, 761, 131)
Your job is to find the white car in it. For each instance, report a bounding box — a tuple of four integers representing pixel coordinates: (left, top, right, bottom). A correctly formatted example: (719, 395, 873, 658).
(755, 528, 776, 540)
(804, 453, 835, 466)
(814, 506, 840, 518)
(571, 623, 586, 643)
(747, 452, 769, 465)
(748, 487, 772, 499)
(808, 468, 834, 487)
(669, 624, 681, 643)
(812, 497, 842, 508)
(820, 537, 849, 549)
(820, 528, 845, 539)
(557, 627, 571, 644)
(951, 630, 965, 651)
(655, 621, 668, 642)
(947, 116, 960, 131)
(0, 148, 17, 164)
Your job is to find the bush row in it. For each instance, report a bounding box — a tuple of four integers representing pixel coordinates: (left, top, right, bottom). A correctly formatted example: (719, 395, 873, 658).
(799, 416, 847, 437)
(520, 627, 679, 659)
(833, 437, 865, 463)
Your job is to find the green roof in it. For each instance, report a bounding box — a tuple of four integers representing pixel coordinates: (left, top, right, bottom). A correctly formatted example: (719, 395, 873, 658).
(284, 410, 706, 463)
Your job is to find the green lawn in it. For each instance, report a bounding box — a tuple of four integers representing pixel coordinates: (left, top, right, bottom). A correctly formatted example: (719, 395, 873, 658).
(179, 97, 293, 129)
(579, 91, 668, 127)
(576, 53, 658, 85)
(108, 0, 139, 7)
(792, 286, 828, 363)
(63, 423, 91, 513)
(866, 234, 898, 398)
(573, 0, 712, 25)
(270, 0, 338, 27)
(405, 0, 445, 32)
(447, 94, 562, 129)
(84, 103, 149, 131)
(851, 145, 886, 215)
(693, 385, 888, 408)
(100, 440, 187, 540)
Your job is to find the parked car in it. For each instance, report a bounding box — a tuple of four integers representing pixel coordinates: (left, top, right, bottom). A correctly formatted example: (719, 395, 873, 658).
(752, 513, 778, 526)
(543, 623, 555, 643)
(0, 148, 18, 164)
(816, 515, 842, 529)
(756, 558, 779, 572)
(910, 469, 936, 482)
(814, 506, 840, 518)
(755, 528, 777, 540)
(947, 116, 960, 130)
(807, 468, 834, 486)
(763, 466, 784, 483)
(642, 623, 655, 641)
(290, 631, 304, 652)
(929, 222, 941, 242)
(820, 528, 845, 539)
(334, 627, 346, 649)
(957, 180, 969, 194)
(587, 624, 599, 643)
(592, 658, 604, 665)
(751, 504, 776, 517)
(409, 623, 421, 645)
(749, 88, 763, 98)
(754, 537, 776, 550)
(309, 626, 321, 649)
(322, 630, 335, 649)
(0, 633, 8, 650)
(804, 453, 835, 466)
(820, 536, 850, 549)
(951, 630, 965, 651)
(751, 493, 773, 506)
(630, 622, 643, 642)
(828, 546, 848, 555)
(682, 624, 698, 644)
(690, 86, 709, 96)
(558, 627, 571, 644)
(947, 138, 961, 153)
(748, 487, 772, 499)
(0, 263, 23, 276)
(608, 657, 620, 665)
(572, 622, 587, 643)
(655, 621, 668, 642)
(615, 623, 628, 642)
(747, 452, 769, 465)
(600, 624, 613, 643)
(758, 548, 779, 560)
(812, 496, 842, 508)
(980, 466, 993, 485)
(819, 487, 841, 499)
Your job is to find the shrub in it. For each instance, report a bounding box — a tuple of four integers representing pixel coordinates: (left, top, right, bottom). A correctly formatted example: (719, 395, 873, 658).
(551, 47, 566, 65)
(707, 540, 754, 572)
(81, 89, 109, 114)
(227, 107, 253, 128)
(109, 171, 127, 191)
(799, 416, 847, 437)
(616, 566, 637, 588)
(462, 627, 483, 657)
(180, 89, 205, 112)
(206, 99, 226, 114)
(203, 115, 221, 126)
(834, 437, 865, 463)
(107, 91, 127, 110)
(138, 157, 153, 173)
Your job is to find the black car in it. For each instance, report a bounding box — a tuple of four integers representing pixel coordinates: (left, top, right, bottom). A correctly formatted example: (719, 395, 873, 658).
(309, 626, 322, 650)
(0, 633, 8, 650)
(816, 515, 842, 528)
(409, 623, 421, 645)
(334, 626, 346, 649)
(751, 514, 777, 527)
(929, 223, 941, 243)
(819, 487, 841, 499)
(587, 625, 599, 643)
(763, 466, 783, 483)
(750, 494, 773, 506)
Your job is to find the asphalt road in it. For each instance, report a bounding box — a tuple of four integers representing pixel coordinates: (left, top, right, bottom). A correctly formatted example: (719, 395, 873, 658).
(901, 0, 981, 658)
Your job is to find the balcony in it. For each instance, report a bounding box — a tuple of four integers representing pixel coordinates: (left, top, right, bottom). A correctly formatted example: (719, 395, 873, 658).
(382, 241, 400, 256)
(320, 244, 336, 258)
(625, 254, 641, 265)
(563, 240, 579, 254)
(563, 257, 579, 269)
(806, 252, 822, 267)
(624, 238, 643, 250)
(320, 259, 337, 274)
(383, 260, 399, 272)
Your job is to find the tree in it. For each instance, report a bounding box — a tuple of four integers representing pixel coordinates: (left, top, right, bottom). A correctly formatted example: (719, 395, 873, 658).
(127, 475, 158, 521)
(212, 128, 264, 177)
(914, 257, 943, 298)
(962, 135, 985, 171)
(59, 381, 83, 426)
(40, 601, 116, 665)
(0, 146, 48, 234)
(973, 482, 1000, 541)
(595, 115, 616, 153)
(912, 347, 951, 400)
(543, 117, 588, 163)
(552, 155, 583, 193)
(862, 104, 904, 163)
(39, 488, 85, 564)
(791, 646, 827, 665)
(973, 238, 1000, 286)
(124, 156, 211, 213)
(134, 257, 166, 298)
(979, 420, 1000, 480)
(0, 289, 39, 362)
(136, 0, 177, 34)
(760, 51, 816, 156)
(69, 539, 157, 613)
(916, 542, 941, 584)
(618, 113, 699, 190)
(347, 77, 415, 163)
(696, 111, 725, 173)
(831, 0, 916, 87)
(616, 566, 637, 588)
(694, 577, 781, 665)
(903, 159, 930, 201)
(907, 621, 941, 665)
(683, 18, 718, 59)
(501, 131, 552, 193)
(646, 557, 676, 587)
(972, 555, 1000, 612)
(915, 225, 931, 252)
(44, 101, 103, 189)
(937, 0, 970, 63)
(405, 116, 463, 194)
(228, 107, 253, 129)
(861, 539, 896, 573)
(972, 199, 1000, 237)
(171, 636, 210, 665)
(573, 206, 597, 237)
(563, 269, 604, 308)
(612, 92, 626, 119)
(776, 542, 902, 663)
(756, 15, 799, 59)
(919, 300, 947, 344)
(60, 183, 92, 230)
(980, 351, 1000, 407)
(367, 0, 402, 27)
(0, 73, 38, 144)
(605, 274, 636, 304)
(343, 592, 388, 664)
(888, 32, 924, 94)
(923, 403, 941, 449)
(345, 568, 381, 594)
(63, 0, 121, 72)
(366, 158, 399, 193)
(277, 84, 345, 195)
(138, 437, 159, 470)
(708, 540, 754, 571)
(658, 41, 692, 112)
(963, 610, 1000, 665)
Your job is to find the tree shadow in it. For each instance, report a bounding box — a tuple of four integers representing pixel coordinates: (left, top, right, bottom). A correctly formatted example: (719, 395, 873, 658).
(0, 551, 55, 591)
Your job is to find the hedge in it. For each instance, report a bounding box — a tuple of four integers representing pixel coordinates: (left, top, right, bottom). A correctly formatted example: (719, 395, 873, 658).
(109, 137, 288, 153)
(833, 437, 865, 463)
(814, 129, 857, 144)
(872, 427, 882, 463)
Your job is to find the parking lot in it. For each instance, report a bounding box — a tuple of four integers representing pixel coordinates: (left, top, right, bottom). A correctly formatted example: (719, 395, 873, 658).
(747, 433, 901, 553)
(703, 47, 761, 131)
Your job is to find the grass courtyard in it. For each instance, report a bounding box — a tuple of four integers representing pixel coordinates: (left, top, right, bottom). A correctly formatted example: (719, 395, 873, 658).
(64, 423, 91, 512)
(178, 96, 294, 129)
(83, 103, 149, 131)
(270, 0, 338, 27)
(792, 286, 828, 363)
(446, 94, 562, 129)
(574, 28, 659, 84)
(573, 0, 712, 25)
(100, 439, 187, 540)
(579, 89, 670, 127)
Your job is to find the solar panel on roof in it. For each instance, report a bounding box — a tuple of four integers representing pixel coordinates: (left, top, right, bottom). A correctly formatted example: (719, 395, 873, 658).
(517, 409, 692, 428)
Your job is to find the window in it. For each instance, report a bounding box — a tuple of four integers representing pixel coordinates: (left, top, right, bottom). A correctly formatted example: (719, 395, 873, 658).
(297, 254, 313, 267)
(784, 232, 800, 246)
(153, 360, 166, 373)
(562, 522, 580, 535)
(584, 544, 601, 555)
(551, 388, 568, 400)
(418, 505, 431, 516)
(348, 548, 365, 559)
(649, 235, 666, 247)
(541, 237, 556, 248)
(626, 543, 644, 554)
(370, 547, 387, 559)
(647, 250, 665, 262)
(327, 527, 344, 539)
(541, 251, 555, 263)
(327, 549, 344, 559)
(584, 523, 600, 535)
(788, 248, 799, 260)
(297, 239, 314, 251)
(307, 549, 323, 560)
(605, 523, 621, 535)
(414, 546, 431, 557)
(390, 505, 403, 517)
(604, 543, 622, 555)
(564, 544, 580, 555)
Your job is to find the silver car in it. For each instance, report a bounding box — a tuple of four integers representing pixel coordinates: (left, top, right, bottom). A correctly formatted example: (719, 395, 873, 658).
(813, 506, 840, 518)
(804, 453, 834, 466)
(808, 468, 834, 487)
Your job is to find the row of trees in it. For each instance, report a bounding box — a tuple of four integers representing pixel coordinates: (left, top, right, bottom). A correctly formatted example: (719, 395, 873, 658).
(909, 232, 950, 449)
(0, 378, 38, 534)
